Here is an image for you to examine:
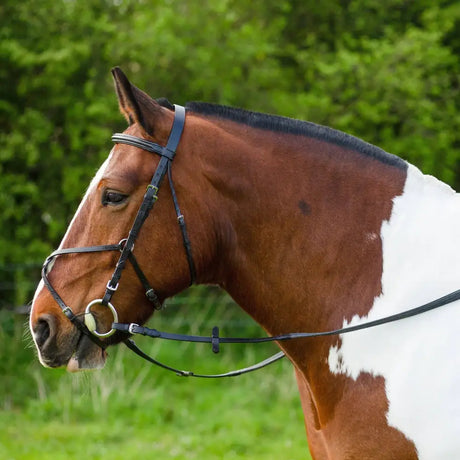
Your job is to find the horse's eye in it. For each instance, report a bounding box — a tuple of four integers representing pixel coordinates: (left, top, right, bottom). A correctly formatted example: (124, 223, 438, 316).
(102, 190, 128, 206)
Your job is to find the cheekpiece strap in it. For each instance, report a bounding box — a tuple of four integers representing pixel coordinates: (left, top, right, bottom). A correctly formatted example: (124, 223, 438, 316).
(102, 105, 187, 307)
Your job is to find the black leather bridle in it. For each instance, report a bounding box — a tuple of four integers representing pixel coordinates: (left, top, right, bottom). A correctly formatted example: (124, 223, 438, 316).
(42, 105, 196, 349)
(41, 103, 460, 378)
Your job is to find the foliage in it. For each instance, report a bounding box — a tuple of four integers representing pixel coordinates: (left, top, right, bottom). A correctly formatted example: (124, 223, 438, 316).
(1, 2, 459, 457)
(0, 0, 459, 306)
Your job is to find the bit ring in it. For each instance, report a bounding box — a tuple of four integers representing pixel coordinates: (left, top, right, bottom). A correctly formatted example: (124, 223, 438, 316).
(84, 299, 119, 337)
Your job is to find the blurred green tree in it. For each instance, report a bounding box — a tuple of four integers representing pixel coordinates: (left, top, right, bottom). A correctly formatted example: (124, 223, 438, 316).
(0, 0, 458, 308)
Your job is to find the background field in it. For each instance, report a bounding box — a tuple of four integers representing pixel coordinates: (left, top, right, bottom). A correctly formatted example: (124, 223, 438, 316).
(1, 287, 311, 459)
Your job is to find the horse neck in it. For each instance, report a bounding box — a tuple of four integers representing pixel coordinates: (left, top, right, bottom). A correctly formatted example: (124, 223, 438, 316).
(191, 115, 407, 342)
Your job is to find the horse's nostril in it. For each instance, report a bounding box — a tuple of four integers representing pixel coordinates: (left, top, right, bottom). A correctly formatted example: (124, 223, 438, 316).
(34, 315, 54, 348)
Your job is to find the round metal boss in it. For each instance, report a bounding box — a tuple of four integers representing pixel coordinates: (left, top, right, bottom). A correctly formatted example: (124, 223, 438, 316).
(84, 299, 119, 338)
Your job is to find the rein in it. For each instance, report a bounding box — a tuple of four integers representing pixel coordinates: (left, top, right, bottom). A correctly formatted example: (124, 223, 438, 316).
(41, 103, 460, 378)
(114, 286, 460, 377)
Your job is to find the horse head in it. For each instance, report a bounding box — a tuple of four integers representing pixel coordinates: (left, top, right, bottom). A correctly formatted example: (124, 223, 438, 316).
(30, 68, 210, 371)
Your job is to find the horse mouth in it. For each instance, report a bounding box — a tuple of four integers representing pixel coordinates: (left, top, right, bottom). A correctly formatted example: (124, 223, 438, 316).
(66, 333, 108, 372)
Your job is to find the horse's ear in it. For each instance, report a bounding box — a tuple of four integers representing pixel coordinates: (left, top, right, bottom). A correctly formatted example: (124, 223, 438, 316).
(111, 67, 161, 135)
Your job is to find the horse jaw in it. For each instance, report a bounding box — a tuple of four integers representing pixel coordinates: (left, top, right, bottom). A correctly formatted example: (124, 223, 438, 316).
(66, 335, 108, 372)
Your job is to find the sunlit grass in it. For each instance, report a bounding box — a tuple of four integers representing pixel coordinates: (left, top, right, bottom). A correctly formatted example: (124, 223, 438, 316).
(0, 287, 311, 459)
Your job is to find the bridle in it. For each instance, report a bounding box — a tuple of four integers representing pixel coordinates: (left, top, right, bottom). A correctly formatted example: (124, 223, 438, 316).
(42, 104, 195, 348)
(41, 104, 460, 378)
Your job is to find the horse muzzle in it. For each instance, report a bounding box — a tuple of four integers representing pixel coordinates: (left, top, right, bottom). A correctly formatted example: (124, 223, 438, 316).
(30, 295, 109, 371)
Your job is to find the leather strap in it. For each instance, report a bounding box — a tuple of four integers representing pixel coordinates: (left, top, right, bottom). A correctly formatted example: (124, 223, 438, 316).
(111, 286, 460, 378)
(103, 105, 188, 306)
(167, 163, 196, 284)
(123, 338, 286, 378)
(114, 286, 460, 345)
(111, 134, 175, 160)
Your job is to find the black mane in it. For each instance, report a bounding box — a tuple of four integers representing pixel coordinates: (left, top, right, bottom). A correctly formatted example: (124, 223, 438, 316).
(156, 97, 175, 110)
(186, 102, 407, 170)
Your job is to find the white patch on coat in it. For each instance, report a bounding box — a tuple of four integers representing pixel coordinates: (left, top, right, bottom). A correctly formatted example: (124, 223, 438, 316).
(328, 164, 460, 458)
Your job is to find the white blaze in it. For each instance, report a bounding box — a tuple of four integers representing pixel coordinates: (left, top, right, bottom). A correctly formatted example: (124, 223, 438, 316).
(30, 152, 113, 339)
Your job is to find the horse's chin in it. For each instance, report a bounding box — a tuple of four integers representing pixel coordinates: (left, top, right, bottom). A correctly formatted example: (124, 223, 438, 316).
(65, 335, 108, 372)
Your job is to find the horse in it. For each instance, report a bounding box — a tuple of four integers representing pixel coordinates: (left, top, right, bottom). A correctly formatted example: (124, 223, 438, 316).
(30, 67, 459, 459)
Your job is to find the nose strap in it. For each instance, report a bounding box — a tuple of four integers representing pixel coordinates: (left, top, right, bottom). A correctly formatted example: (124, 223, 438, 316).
(41, 241, 161, 348)
(41, 249, 119, 349)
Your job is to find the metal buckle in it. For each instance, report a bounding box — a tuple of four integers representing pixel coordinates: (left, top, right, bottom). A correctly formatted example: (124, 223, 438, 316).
(118, 238, 134, 252)
(62, 306, 73, 319)
(128, 323, 139, 334)
(106, 280, 119, 292)
(147, 184, 159, 202)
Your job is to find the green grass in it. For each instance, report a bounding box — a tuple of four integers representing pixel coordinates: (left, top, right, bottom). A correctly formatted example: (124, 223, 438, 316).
(0, 291, 312, 459)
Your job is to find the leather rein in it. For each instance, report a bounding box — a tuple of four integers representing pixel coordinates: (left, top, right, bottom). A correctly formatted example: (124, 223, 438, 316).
(41, 104, 460, 378)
